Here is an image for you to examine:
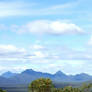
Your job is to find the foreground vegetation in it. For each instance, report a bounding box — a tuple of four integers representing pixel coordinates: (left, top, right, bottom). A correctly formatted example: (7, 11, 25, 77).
(0, 89, 6, 92)
(0, 78, 92, 92)
(29, 78, 92, 92)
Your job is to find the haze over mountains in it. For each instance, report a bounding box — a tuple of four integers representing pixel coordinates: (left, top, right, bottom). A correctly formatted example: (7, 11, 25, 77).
(2, 72, 17, 78)
(0, 69, 92, 85)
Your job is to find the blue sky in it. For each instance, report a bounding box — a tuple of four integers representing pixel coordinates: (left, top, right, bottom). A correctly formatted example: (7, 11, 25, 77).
(0, 0, 92, 75)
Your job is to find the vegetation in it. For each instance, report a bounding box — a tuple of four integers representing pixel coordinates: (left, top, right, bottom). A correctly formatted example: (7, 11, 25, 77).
(29, 78, 54, 92)
(0, 89, 6, 92)
(29, 78, 92, 92)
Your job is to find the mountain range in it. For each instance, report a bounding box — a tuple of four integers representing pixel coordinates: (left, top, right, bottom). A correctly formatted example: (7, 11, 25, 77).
(0, 69, 92, 85)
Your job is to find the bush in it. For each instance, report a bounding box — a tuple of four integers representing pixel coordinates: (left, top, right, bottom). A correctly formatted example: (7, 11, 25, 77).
(29, 78, 54, 92)
(0, 89, 6, 92)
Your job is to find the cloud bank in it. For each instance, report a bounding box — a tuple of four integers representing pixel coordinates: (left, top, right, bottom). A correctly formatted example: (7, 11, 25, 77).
(0, 44, 92, 75)
(12, 20, 84, 35)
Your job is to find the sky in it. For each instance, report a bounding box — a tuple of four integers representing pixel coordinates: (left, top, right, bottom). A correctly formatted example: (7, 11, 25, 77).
(0, 0, 92, 75)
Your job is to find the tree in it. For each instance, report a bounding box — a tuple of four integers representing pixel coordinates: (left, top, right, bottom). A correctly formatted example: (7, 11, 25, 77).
(29, 78, 54, 92)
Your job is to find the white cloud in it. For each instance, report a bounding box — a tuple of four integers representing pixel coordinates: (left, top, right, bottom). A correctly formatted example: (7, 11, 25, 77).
(0, 1, 36, 17)
(0, 45, 27, 59)
(30, 44, 45, 50)
(33, 51, 46, 58)
(0, 24, 7, 31)
(13, 20, 84, 35)
(0, 44, 92, 75)
(0, 0, 77, 17)
(88, 36, 92, 46)
(0, 65, 29, 74)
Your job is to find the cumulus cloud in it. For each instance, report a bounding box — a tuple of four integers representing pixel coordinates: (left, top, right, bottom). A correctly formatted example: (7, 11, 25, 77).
(12, 20, 84, 35)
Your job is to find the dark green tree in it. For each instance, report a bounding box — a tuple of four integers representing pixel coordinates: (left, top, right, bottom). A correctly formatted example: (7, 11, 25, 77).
(29, 78, 54, 92)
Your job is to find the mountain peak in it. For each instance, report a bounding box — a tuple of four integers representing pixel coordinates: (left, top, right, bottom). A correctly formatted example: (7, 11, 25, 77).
(2, 71, 17, 78)
(22, 69, 35, 74)
(75, 73, 90, 77)
(56, 71, 62, 74)
(2, 71, 13, 75)
(55, 71, 67, 76)
(25, 69, 34, 72)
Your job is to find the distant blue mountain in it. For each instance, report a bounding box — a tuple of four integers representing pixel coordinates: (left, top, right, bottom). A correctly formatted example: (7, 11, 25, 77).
(1, 71, 17, 78)
(72, 73, 92, 81)
(0, 69, 92, 84)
